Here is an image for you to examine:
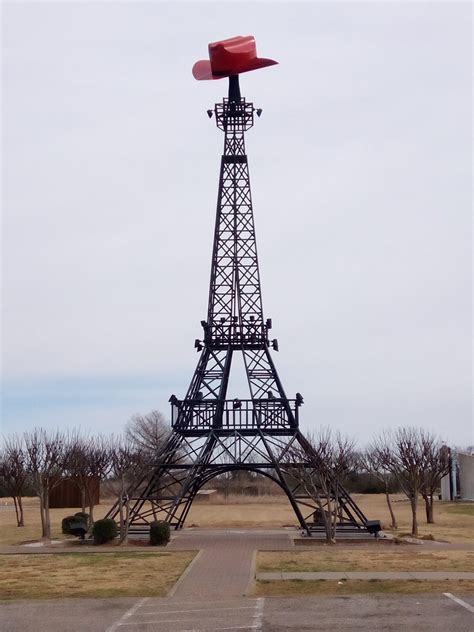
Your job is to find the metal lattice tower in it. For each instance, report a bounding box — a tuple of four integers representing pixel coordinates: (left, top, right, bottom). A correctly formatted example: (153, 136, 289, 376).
(106, 68, 368, 535)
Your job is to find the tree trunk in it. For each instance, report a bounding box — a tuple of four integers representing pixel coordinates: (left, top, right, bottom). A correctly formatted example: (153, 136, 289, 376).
(38, 488, 47, 539)
(307, 481, 334, 544)
(410, 494, 418, 536)
(13, 495, 25, 527)
(18, 495, 24, 527)
(118, 495, 124, 543)
(331, 490, 339, 542)
(384, 489, 397, 529)
(13, 496, 20, 526)
(324, 491, 336, 544)
(86, 485, 95, 525)
(81, 488, 87, 514)
(43, 487, 52, 540)
(424, 493, 434, 524)
(118, 477, 126, 545)
(323, 508, 333, 544)
(123, 495, 130, 546)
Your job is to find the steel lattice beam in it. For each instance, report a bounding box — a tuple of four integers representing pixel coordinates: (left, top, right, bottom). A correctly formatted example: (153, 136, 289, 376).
(105, 79, 368, 536)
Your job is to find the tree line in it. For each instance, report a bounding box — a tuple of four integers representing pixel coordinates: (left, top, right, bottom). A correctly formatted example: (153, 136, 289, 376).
(0, 415, 451, 544)
(285, 427, 450, 542)
(0, 412, 168, 543)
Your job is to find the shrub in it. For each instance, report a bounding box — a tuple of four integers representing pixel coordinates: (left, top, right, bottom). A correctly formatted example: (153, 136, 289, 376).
(93, 518, 118, 544)
(62, 513, 87, 535)
(150, 521, 170, 546)
(74, 511, 89, 523)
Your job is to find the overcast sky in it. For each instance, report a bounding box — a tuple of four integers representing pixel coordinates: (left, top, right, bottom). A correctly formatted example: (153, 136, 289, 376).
(1, 1, 472, 447)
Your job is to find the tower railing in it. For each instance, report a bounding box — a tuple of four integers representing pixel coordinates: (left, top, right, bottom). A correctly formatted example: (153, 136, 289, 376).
(214, 98, 254, 132)
(171, 397, 300, 434)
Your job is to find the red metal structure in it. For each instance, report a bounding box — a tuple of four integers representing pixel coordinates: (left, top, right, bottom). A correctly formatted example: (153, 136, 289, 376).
(192, 35, 277, 80)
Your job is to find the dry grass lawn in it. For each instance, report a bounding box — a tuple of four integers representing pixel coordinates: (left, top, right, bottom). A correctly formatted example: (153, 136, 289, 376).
(186, 493, 474, 543)
(254, 579, 474, 597)
(0, 493, 472, 545)
(353, 494, 473, 543)
(186, 494, 297, 529)
(0, 551, 196, 600)
(257, 549, 474, 573)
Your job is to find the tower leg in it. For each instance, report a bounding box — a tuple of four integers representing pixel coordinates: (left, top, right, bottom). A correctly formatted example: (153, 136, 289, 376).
(104, 427, 368, 536)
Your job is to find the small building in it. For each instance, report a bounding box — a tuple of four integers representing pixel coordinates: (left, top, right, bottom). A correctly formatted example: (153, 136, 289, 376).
(195, 489, 217, 502)
(49, 477, 100, 508)
(441, 450, 474, 501)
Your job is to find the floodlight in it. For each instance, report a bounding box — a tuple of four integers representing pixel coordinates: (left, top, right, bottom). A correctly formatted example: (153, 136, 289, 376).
(194, 339, 203, 352)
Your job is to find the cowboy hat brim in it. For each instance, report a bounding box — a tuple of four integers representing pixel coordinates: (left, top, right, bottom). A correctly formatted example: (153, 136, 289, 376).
(192, 57, 278, 81)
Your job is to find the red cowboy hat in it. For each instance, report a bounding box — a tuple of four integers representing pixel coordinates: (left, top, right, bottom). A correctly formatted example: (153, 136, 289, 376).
(192, 35, 278, 81)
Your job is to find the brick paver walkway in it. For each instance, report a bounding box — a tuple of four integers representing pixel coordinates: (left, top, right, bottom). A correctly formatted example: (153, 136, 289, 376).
(167, 528, 291, 597)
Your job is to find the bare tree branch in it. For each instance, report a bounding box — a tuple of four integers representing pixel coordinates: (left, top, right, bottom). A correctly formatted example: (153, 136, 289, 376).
(125, 411, 169, 457)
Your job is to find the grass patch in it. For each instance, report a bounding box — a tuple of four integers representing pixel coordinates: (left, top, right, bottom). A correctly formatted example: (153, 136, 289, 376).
(257, 550, 474, 573)
(443, 504, 474, 517)
(0, 551, 197, 600)
(254, 579, 474, 597)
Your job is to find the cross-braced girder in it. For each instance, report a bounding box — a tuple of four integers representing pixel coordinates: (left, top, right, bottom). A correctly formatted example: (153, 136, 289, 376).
(112, 429, 366, 534)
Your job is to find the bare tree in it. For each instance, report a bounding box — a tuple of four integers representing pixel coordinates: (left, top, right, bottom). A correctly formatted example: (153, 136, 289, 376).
(23, 428, 71, 540)
(66, 434, 89, 514)
(376, 428, 450, 534)
(285, 429, 355, 543)
(377, 428, 425, 536)
(107, 435, 146, 544)
(360, 446, 397, 529)
(0, 436, 29, 527)
(125, 411, 169, 457)
(81, 436, 110, 525)
(419, 431, 450, 524)
(66, 434, 109, 522)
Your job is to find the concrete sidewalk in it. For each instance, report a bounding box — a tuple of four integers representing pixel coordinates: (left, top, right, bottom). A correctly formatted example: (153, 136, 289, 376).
(257, 570, 474, 581)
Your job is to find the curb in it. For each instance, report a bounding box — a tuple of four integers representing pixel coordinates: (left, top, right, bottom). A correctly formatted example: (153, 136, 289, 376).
(245, 550, 258, 596)
(256, 571, 474, 581)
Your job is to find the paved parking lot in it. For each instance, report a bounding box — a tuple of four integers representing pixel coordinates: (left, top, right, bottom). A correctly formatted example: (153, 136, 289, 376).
(1, 529, 473, 630)
(1, 593, 473, 631)
(105, 596, 264, 631)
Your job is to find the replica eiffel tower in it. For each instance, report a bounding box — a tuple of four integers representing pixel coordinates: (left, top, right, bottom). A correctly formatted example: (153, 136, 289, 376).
(109, 36, 368, 535)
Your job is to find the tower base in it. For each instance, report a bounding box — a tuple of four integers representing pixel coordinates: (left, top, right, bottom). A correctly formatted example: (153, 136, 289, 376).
(105, 424, 368, 536)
